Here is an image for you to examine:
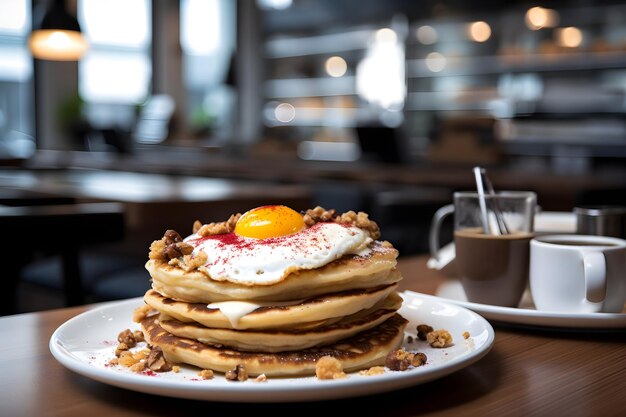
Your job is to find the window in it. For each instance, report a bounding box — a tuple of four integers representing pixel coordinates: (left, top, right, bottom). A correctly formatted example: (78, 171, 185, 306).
(0, 0, 35, 158)
(180, 0, 236, 140)
(78, 0, 151, 106)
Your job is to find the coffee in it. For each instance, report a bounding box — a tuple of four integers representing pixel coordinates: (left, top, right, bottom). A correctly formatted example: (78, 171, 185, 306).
(454, 228, 534, 307)
(541, 240, 617, 247)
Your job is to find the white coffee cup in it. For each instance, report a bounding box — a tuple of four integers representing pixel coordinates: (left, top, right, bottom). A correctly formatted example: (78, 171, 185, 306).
(530, 234, 626, 313)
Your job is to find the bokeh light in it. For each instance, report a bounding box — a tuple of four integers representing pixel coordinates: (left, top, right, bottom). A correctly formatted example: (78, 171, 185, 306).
(416, 25, 438, 45)
(525, 6, 559, 30)
(556, 26, 583, 48)
(468, 21, 491, 42)
(274, 102, 296, 123)
(425, 52, 446, 72)
(325, 56, 347, 77)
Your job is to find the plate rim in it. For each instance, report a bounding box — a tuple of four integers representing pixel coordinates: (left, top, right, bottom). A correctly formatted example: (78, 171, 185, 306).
(49, 294, 495, 402)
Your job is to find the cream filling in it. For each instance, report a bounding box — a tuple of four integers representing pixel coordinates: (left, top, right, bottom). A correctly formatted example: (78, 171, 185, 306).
(207, 299, 303, 328)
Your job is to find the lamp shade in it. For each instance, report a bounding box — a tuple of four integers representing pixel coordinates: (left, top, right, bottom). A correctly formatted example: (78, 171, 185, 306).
(29, 0, 88, 61)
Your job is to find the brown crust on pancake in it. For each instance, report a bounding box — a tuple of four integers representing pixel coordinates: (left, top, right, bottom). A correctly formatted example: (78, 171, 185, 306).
(141, 313, 408, 377)
(155, 292, 402, 352)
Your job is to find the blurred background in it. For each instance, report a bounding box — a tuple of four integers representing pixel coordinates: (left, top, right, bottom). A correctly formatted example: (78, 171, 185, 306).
(1, 0, 626, 313)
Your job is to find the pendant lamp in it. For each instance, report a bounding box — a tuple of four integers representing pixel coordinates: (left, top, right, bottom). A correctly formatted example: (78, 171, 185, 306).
(29, 0, 88, 61)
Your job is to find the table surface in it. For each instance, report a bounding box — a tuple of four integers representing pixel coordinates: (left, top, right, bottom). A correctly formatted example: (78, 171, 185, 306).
(0, 168, 311, 204)
(1, 255, 625, 417)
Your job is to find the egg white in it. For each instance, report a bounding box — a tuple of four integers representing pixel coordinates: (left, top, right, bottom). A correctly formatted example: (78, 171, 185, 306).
(184, 222, 372, 285)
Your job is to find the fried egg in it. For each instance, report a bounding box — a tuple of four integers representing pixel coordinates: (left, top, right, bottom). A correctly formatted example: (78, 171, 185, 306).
(184, 205, 372, 285)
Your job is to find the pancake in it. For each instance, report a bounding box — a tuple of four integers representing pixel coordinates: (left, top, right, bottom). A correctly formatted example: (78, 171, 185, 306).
(141, 312, 408, 377)
(143, 283, 398, 330)
(157, 292, 402, 352)
(147, 241, 400, 303)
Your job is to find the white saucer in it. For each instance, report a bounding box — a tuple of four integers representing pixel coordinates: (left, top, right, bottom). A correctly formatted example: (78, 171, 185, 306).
(435, 281, 626, 329)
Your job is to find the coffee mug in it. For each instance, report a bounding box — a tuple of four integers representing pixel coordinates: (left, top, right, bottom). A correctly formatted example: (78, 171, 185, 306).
(430, 191, 537, 307)
(530, 234, 626, 313)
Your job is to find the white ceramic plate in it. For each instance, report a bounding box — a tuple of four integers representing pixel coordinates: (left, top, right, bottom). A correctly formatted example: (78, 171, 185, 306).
(436, 281, 626, 329)
(49, 293, 494, 402)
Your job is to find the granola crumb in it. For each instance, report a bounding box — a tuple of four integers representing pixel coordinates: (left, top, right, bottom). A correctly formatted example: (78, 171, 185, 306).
(129, 362, 146, 373)
(463, 331, 471, 339)
(118, 350, 139, 367)
(254, 373, 268, 382)
(315, 356, 346, 380)
(172, 366, 180, 373)
(198, 369, 214, 380)
(406, 335, 414, 344)
(427, 329, 453, 348)
(359, 366, 385, 376)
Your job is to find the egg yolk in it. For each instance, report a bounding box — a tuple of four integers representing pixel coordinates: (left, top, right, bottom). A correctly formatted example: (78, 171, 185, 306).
(234, 205, 305, 239)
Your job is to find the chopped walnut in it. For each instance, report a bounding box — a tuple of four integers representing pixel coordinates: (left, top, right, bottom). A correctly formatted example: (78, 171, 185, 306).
(385, 349, 427, 371)
(115, 342, 129, 357)
(169, 250, 208, 271)
(303, 206, 380, 239)
(149, 230, 185, 261)
(335, 210, 380, 240)
(225, 364, 248, 381)
(416, 324, 434, 341)
(133, 305, 152, 323)
(315, 356, 346, 380)
(359, 366, 385, 376)
(254, 374, 268, 382)
(165, 241, 194, 259)
(406, 335, 414, 344)
(303, 206, 337, 226)
(427, 329, 453, 348)
(133, 330, 145, 343)
(118, 329, 137, 348)
(197, 214, 241, 237)
(192, 220, 203, 234)
(198, 369, 214, 380)
(463, 331, 471, 339)
(146, 347, 173, 372)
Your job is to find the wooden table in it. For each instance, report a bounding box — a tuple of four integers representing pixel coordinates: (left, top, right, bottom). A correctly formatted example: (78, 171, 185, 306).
(1, 255, 624, 417)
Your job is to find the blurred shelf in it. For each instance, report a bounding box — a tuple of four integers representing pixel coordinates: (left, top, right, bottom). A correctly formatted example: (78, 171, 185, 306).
(265, 29, 373, 58)
(264, 76, 357, 98)
(264, 107, 372, 128)
(407, 51, 626, 78)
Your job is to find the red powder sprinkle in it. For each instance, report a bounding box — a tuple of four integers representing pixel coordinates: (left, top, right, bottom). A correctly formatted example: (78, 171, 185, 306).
(143, 370, 158, 377)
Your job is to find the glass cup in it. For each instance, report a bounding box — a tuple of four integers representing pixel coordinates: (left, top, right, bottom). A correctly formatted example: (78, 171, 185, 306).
(430, 191, 537, 307)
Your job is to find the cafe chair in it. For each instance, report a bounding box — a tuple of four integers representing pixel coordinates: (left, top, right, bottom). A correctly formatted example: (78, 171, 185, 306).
(1, 202, 125, 315)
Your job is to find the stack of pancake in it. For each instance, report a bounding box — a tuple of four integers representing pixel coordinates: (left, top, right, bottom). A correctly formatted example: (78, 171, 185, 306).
(141, 206, 407, 377)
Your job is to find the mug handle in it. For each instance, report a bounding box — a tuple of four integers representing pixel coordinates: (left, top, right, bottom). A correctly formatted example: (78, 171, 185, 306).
(429, 204, 454, 262)
(582, 251, 606, 303)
